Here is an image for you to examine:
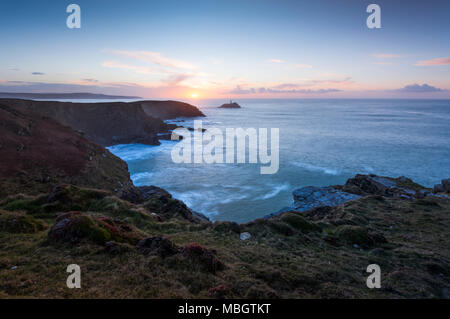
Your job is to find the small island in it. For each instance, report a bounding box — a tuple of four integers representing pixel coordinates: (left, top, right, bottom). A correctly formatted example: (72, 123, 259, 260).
(219, 100, 241, 108)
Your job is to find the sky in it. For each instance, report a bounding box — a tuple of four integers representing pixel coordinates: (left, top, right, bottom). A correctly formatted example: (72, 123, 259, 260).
(0, 0, 449, 99)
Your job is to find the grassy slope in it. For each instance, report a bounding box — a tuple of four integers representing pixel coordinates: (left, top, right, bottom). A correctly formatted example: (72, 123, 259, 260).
(0, 186, 449, 299)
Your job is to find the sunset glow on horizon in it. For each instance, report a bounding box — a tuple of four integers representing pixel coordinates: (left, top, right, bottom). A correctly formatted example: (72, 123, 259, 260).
(0, 0, 449, 99)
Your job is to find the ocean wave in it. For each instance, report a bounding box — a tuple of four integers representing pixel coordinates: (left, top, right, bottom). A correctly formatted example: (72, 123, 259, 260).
(254, 182, 291, 200)
(107, 141, 173, 161)
(130, 172, 154, 184)
(292, 161, 341, 175)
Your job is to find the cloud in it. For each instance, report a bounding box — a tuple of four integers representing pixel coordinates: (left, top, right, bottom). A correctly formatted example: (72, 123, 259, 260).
(101, 61, 161, 75)
(107, 50, 196, 70)
(31, 72, 45, 75)
(415, 57, 450, 66)
(396, 83, 443, 93)
(164, 73, 193, 86)
(372, 53, 402, 59)
(309, 77, 353, 85)
(82, 78, 99, 83)
(229, 85, 256, 94)
(229, 84, 341, 95)
(295, 64, 312, 69)
(268, 59, 284, 63)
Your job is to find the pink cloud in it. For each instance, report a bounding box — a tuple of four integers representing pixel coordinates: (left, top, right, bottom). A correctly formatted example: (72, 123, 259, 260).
(107, 50, 196, 70)
(372, 53, 403, 59)
(415, 57, 450, 66)
(268, 59, 284, 63)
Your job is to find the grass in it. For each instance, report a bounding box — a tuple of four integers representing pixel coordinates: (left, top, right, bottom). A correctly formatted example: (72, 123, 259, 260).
(0, 184, 449, 298)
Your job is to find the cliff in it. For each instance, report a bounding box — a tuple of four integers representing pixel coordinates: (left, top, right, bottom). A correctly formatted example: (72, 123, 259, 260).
(0, 92, 141, 99)
(0, 99, 205, 146)
(0, 102, 136, 197)
(1, 99, 449, 299)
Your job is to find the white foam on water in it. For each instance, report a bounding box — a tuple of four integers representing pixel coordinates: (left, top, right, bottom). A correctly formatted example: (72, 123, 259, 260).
(254, 182, 291, 200)
(292, 161, 341, 176)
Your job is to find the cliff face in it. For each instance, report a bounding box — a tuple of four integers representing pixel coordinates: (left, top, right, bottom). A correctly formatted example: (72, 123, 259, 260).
(139, 100, 205, 119)
(0, 99, 204, 146)
(0, 102, 136, 197)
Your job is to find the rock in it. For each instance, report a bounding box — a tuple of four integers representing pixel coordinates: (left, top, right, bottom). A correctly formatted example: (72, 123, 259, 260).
(292, 186, 361, 212)
(442, 178, 450, 192)
(137, 235, 179, 258)
(433, 183, 445, 194)
(181, 243, 225, 274)
(140, 186, 203, 223)
(344, 174, 426, 199)
(219, 101, 241, 108)
(240, 232, 251, 240)
(344, 174, 394, 195)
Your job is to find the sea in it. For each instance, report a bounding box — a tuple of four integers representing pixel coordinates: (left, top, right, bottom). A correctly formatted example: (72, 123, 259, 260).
(102, 99, 450, 223)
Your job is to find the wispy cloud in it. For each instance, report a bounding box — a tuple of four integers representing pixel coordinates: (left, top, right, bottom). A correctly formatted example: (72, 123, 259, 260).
(229, 84, 341, 95)
(396, 83, 443, 93)
(101, 61, 162, 75)
(31, 72, 45, 75)
(415, 57, 450, 66)
(268, 59, 284, 63)
(372, 53, 403, 59)
(82, 78, 99, 83)
(107, 50, 196, 70)
(295, 64, 312, 69)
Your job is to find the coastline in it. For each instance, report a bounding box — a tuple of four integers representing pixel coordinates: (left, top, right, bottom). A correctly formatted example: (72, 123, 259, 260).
(1, 98, 449, 299)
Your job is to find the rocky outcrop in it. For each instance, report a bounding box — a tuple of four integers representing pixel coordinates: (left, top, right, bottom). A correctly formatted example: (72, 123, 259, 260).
(433, 178, 450, 194)
(0, 99, 204, 146)
(139, 100, 205, 119)
(293, 186, 361, 212)
(0, 103, 136, 197)
(219, 102, 241, 108)
(267, 174, 447, 219)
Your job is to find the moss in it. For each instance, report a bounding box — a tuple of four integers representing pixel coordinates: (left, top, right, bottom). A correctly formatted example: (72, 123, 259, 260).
(0, 210, 46, 233)
(335, 225, 374, 248)
(280, 213, 321, 233)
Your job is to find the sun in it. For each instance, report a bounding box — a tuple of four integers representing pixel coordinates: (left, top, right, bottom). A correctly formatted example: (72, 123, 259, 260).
(189, 92, 199, 99)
